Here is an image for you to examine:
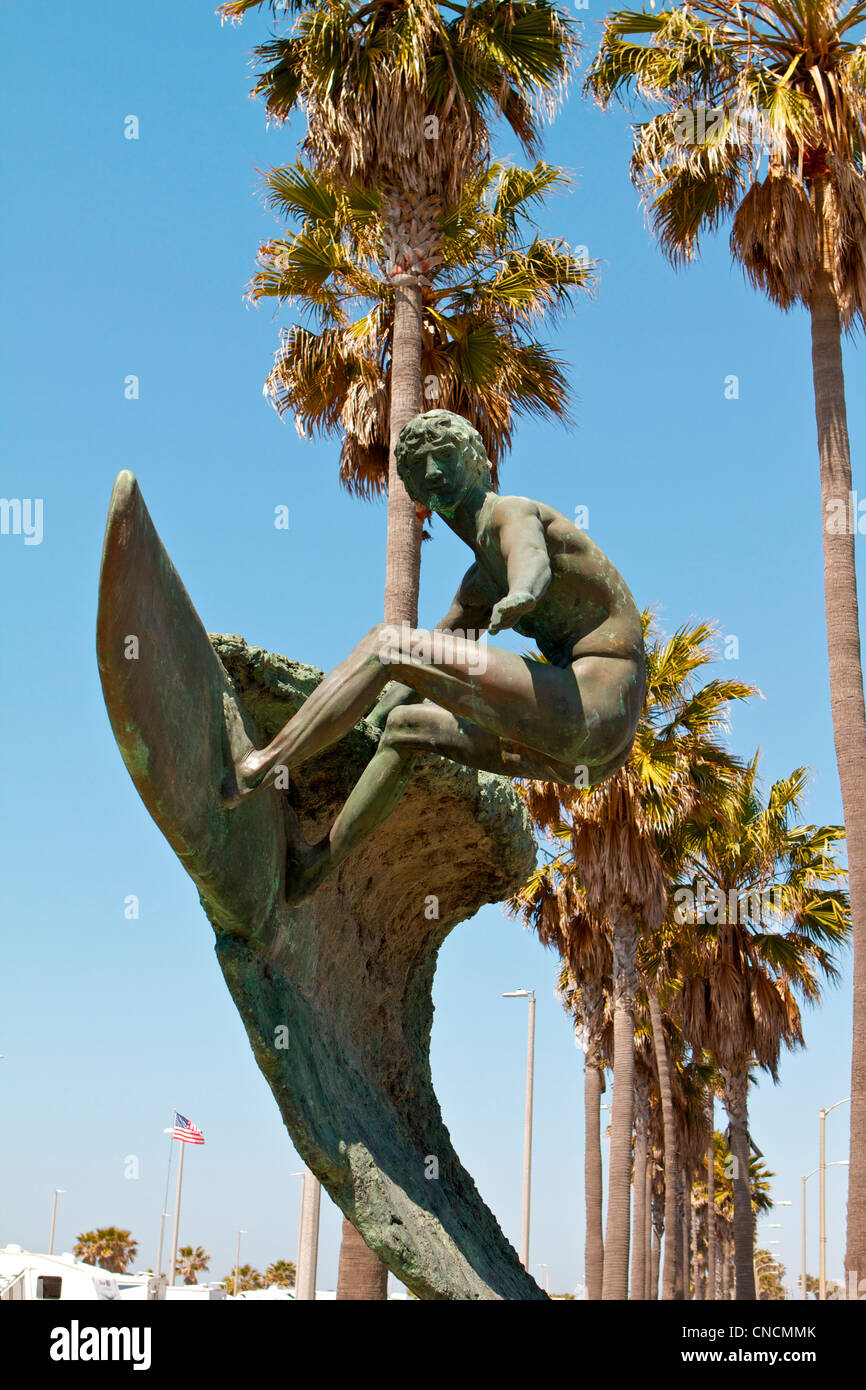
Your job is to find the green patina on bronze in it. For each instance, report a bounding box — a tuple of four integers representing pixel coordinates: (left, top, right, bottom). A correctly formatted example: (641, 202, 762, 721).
(96, 472, 543, 1300)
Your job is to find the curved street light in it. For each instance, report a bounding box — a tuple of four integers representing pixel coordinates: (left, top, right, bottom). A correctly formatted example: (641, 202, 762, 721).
(819, 1098, 851, 1299)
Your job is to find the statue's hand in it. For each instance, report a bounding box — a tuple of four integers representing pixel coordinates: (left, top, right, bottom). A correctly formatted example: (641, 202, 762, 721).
(488, 591, 536, 636)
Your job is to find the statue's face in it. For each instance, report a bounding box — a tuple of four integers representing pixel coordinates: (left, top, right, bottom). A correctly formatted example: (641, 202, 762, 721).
(398, 431, 473, 517)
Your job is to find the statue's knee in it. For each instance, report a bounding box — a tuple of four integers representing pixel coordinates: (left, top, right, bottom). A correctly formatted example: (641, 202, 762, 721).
(381, 706, 416, 747)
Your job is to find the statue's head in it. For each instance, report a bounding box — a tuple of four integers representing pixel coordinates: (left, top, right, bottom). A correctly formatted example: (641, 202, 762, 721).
(396, 411, 492, 517)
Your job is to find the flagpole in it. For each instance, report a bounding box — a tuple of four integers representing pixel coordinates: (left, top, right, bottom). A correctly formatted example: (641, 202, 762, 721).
(167, 1138, 185, 1287)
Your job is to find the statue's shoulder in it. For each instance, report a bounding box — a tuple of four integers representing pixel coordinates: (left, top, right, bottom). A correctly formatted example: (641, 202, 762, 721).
(489, 494, 544, 527)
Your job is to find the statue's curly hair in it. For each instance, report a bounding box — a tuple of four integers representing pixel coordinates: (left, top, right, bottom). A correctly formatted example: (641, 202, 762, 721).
(396, 411, 492, 490)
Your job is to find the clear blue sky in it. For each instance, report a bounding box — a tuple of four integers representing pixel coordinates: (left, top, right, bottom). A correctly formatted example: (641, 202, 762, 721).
(1, 3, 862, 1295)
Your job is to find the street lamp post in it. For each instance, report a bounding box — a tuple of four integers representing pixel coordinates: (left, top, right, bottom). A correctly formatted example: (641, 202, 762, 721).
(233, 1229, 247, 1297)
(802, 1162, 848, 1300)
(503, 989, 536, 1270)
(48, 1189, 66, 1256)
(819, 1098, 851, 1300)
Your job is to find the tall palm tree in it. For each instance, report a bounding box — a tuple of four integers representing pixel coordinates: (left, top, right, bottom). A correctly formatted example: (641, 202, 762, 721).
(73, 1228, 138, 1274)
(253, 160, 588, 498)
(222, 0, 578, 623)
(176, 1245, 210, 1285)
(265, 161, 588, 1297)
(631, 1023, 655, 1300)
(676, 759, 850, 1296)
(647, 988, 681, 1298)
(523, 617, 753, 1298)
(222, 0, 579, 1300)
(586, 0, 866, 1283)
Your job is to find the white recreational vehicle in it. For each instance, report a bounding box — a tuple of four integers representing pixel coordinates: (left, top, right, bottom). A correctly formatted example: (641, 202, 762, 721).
(0, 1246, 226, 1301)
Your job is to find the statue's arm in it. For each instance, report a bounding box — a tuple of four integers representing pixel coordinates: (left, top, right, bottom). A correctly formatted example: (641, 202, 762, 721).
(488, 501, 551, 635)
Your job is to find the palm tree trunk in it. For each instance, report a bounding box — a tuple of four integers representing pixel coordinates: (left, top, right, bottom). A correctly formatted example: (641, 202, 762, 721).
(648, 989, 679, 1300)
(707, 1106, 716, 1299)
(651, 1197, 662, 1300)
(336, 1216, 389, 1300)
(384, 277, 424, 626)
(340, 272, 424, 1298)
(673, 1168, 685, 1300)
(602, 914, 639, 1299)
(809, 227, 866, 1293)
(630, 1070, 649, 1299)
(722, 1066, 756, 1299)
(644, 1160, 653, 1299)
(720, 1229, 730, 1300)
(683, 1170, 693, 1300)
(584, 1053, 605, 1299)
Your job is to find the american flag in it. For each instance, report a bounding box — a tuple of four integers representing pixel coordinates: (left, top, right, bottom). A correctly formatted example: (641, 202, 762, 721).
(172, 1112, 205, 1145)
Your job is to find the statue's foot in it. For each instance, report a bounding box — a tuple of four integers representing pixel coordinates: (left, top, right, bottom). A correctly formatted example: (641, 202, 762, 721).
(220, 694, 266, 809)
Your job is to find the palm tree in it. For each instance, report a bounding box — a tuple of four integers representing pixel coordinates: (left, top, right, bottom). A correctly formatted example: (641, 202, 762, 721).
(755, 1249, 788, 1300)
(253, 160, 588, 499)
(73, 1228, 138, 1274)
(261, 157, 586, 1301)
(647, 988, 681, 1298)
(223, 6, 581, 1291)
(631, 1023, 655, 1300)
(176, 1246, 210, 1285)
(265, 1258, 297, 1287)
(221, 0, 578, 623)
(693, 1129, 774, 1297)
(523, 617, 753, 1298)
(586, 0, 866, 1283)
(675, 759, 850, 1297)
(224, 1264, 266, 1295)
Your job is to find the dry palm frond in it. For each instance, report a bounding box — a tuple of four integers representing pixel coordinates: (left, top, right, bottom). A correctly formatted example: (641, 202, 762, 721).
(731, 166, 819, 307)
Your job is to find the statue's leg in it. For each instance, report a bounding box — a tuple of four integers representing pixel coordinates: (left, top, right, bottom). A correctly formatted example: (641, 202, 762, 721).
(223, 623, 399, 805)
(225, 624, 640, 808)
(287, 703, 579, 903)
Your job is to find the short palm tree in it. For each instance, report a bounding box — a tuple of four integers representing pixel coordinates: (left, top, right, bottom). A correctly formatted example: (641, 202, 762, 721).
(221, 0, 578, 623)
(73, 1228, 138, 1274)
(693, 1129, 774, 1298)
(265, 1258, 297, 1287)
(586, 0, 866, 1282)
(676, 759, 850, 1297)
(224, 1264, 266, 1295)
(176, 1245, 210, 1285)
